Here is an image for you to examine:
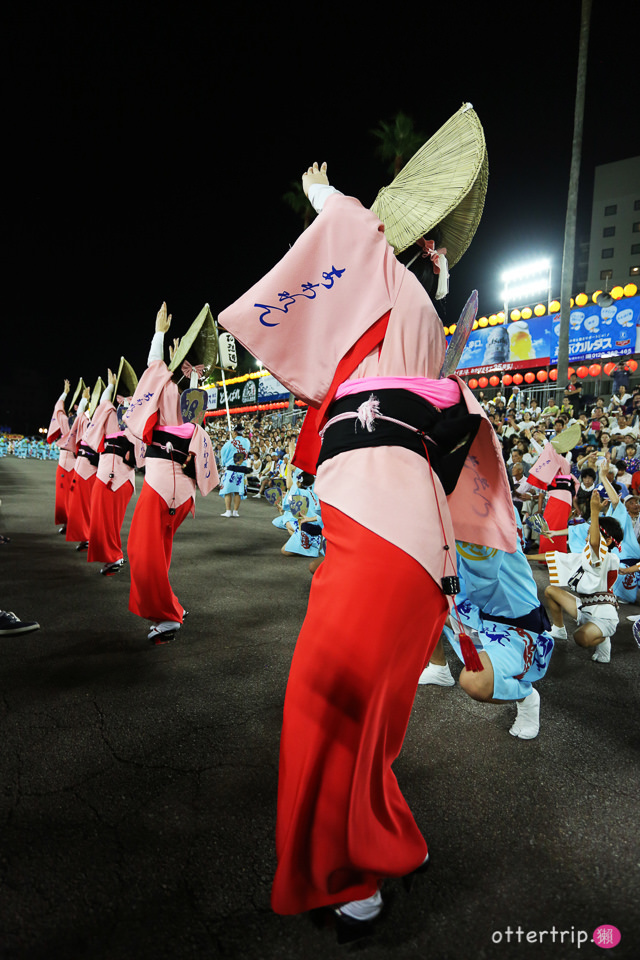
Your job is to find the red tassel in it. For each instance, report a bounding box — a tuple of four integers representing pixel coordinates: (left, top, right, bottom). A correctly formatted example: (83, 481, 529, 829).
(459, 633, 484, 672)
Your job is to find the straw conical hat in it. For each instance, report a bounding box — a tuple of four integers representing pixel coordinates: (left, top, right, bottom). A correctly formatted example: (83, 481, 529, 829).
(88, 378, 106, 417)
(169, 304, 219, 379)
(68, 378, 86, 412)
(113, 357, 138, 401)
(550, 422, 582, 454)
(370, 102, 488, 267)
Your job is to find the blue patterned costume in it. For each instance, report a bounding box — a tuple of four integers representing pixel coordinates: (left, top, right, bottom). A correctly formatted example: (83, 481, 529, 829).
(444, 509, 554, 700)
(282, 484, 324, 558)
(273, 469, 303, 530)
(219, 434, 251, 498)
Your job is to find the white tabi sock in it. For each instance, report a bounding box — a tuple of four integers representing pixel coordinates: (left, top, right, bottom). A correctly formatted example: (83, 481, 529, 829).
(337, 890, 383, 921)
(418, 663, 455, 686)
(592, 636, 611, 663)
(509, 688, 540, 740)
(550, 624, 568, 640)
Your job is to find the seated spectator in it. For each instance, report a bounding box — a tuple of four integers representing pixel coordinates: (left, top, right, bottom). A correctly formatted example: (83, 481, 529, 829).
(541, 399, 560, 418)
(609, 384, 631, 415)
(624, 494, 640, 542)
(517, 411, 535, 432)
(575, 467, 597, 519)
(615, 459, 633, 489)
(507, 449, 530, 478)
(523, 398, 542, 420)
(560, 392, 574, 418)
(610, 411, 631, 436)
(624, 443, 640, 475)
(502, 414, 520, 440)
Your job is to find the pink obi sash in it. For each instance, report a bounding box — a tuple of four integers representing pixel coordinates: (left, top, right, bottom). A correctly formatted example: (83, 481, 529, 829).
(155, 424, 195, 439)
(334, 375, 461, 409)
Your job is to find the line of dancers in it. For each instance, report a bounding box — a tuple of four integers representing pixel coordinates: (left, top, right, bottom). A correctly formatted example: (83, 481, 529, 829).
(38, 101, 639, 945)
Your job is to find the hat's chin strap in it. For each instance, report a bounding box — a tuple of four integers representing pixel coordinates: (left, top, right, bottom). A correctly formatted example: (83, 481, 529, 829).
(405, 238, 450, 300)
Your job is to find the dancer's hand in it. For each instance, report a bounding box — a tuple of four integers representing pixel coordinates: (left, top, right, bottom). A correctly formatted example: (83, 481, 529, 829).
(156, 302, 172, 333)
(168, 338, 180, 363)
(82, 386, 90, 400)
(63, 379, 70, 394)
(108, 368, 116, 387)
(302, 161, 328, 197)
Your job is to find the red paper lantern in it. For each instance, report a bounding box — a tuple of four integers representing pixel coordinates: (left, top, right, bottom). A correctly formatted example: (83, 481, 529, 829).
(468, 378, 479, 390)
(568, 367, 575, 378)
(589, 363, 602, 377)
(489, 375, 500, 386)
(513, 373, 524, 385)
(536, 370, 548, 382)
(549, 369, 558, 381)
(576, 366, 588, 379)
(603, 362, 616, 376)
(524, 372, 535, 384)
(502, 374, 513, 386)
(478, 377, 489, 388)
(627, 359, 638, 372)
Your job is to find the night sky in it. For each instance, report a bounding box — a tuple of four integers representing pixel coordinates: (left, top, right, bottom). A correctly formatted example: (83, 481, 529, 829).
(4, 1, 639, 433)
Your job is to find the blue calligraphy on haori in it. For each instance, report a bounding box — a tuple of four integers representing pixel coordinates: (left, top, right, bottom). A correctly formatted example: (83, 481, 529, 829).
(124, 391, 154, 418)
(255, 266, 347, 327)
(203, 435, 211, 480)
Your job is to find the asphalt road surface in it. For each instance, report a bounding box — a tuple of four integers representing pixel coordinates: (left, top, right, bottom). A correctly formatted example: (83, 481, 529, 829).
(1, 458, 638, 960)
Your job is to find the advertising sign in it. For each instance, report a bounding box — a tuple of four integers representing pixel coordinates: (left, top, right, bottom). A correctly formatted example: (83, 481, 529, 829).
(453, 295, 640, 373)
(257, 373, 289, 403)
(455, 318, 551, 374)
(549, 299, 637, 363)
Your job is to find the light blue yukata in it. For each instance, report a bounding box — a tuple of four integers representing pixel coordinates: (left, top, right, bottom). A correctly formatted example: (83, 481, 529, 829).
(219, 433, 251, 498)
(272, 469, 303, 530)
(282, 484, 324, 558)
(444, 508, 554, 701)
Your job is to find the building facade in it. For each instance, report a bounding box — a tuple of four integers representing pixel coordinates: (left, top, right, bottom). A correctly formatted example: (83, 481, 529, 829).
(586, 156, 640, 294)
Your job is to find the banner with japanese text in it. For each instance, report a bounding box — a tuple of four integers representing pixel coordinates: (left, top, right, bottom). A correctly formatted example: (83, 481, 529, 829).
(452, 295, 640, 373)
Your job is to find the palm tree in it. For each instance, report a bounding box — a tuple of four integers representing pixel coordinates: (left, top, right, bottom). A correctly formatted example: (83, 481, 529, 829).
(282, 180, 315, 232)
(370, 111, 427, 176)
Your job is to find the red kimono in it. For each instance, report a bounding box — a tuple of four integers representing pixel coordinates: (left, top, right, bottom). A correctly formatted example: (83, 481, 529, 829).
(220, 194, 516, 914)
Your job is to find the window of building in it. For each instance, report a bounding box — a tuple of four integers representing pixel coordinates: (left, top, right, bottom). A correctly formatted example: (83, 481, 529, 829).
(631, 266, 640, 277)
(603, 226, 615, 237)
(604, 204, 617, 215)
(634, 199, 640, 211)
(632, 243, 640, 255)
(600, 269, 613, 281)
(601, 248, 614, 259)
(633, 222, 640, 233)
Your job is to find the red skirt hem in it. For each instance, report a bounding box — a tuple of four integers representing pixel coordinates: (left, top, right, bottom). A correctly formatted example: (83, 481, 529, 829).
(271, 502, 448, 915)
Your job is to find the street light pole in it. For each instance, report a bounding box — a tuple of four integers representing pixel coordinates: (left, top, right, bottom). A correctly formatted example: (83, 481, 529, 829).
(558, 0, 592, 390)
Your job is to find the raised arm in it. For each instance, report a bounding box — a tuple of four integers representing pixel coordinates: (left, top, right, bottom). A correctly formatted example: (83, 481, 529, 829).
(148, 302, 172, 365)
(589, 490, 603, 553)
(598, 462, 619, 509)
